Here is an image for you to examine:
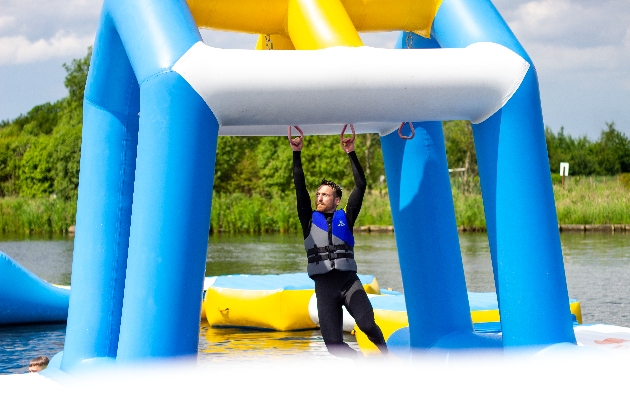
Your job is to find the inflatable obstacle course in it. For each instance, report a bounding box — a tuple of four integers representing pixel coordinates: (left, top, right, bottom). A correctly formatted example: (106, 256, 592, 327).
(48, 0, 578, 371)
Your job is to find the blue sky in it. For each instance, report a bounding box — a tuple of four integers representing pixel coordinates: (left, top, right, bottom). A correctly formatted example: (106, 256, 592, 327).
(1, 0, 628, 140)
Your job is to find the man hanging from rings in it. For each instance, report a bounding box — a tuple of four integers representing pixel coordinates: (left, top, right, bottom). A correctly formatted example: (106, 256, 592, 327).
(289, 125, 388, 358)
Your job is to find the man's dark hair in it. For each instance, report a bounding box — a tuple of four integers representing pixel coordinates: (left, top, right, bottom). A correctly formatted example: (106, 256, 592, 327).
(318, 179, 342, 199)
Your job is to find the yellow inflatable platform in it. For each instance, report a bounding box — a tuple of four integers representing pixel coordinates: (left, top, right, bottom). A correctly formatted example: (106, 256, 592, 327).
(203, 273, 379, 331)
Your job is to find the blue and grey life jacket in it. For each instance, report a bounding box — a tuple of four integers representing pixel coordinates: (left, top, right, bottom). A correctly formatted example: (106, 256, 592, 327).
(304, 210, 356, 277)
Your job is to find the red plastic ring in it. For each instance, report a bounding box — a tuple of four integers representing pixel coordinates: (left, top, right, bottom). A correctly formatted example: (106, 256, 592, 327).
(398, 122, 415, 140)
(340, 124, 356, 143)
(288, 125, 304, 146)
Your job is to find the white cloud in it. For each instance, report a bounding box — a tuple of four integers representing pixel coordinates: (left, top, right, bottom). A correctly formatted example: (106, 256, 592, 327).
(0, 0, 100, 65)
(0, 31, 93, 65)
(0, 15, 16, 31)
(360, 32, 399, 49)
(490, 0, 630, 137)
(0, 0, 102, 39)
(492, 0, 630, 84)
(200, 30, 257, 50)
(530, 42, 629, 74)
(505, 0, 629, 47)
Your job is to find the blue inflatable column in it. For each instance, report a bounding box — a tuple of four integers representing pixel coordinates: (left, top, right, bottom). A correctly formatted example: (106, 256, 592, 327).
(63, 0, 217, 365)
(101, 0, 218, 360)
(115, 71, 218, 360)
(61, 13, 140, 370)
(433, 0, 575, 346)
(382, 123, 477, 349)
(61, 11, 139, 371)
(382, 32, 480, 350)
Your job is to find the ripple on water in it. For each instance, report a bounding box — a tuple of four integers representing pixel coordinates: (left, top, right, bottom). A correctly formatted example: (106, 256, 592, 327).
(0, 323, 66, 374)
(198, 322, 359, 363)
(1, 232, 628, 373)
(0, 321, 357, 373)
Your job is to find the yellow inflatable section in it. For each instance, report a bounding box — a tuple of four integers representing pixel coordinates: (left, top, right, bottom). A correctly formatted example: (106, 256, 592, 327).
(469, 300, 583, 324)
(187, 0, 442, 49)
(202, 274, 583, 353)
(205, 287, 316, 331)
(203, 273, 380, 331)
(355, 294, 584, 354)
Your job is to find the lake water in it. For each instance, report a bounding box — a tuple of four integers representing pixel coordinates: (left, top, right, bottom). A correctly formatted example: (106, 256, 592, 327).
(1, 231, 628, 373)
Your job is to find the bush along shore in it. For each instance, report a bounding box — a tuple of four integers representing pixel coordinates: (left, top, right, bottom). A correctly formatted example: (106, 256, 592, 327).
(1, 174, 628, 235)
(209, 174, 630, 234)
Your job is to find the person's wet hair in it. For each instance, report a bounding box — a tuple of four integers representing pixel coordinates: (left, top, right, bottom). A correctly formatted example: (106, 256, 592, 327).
(29, 355, 49, 373)
(318, 179, 342, 199)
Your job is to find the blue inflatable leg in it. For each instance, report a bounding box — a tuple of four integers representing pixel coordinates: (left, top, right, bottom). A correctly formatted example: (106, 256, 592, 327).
(472, 77, 575, 346)
(116, 72, 218, 360)
(433, 0, 576, 346)
(61, 12, 139, 371)
(379, 32, 501, 351)
(381, 122, 475, 349)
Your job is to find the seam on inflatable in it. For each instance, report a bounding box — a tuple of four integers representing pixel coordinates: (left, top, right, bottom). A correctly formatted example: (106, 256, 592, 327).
(106, 134, 124, 354)
(138, 69, 174, 88)
(107, 79, 137, 356)
(83, 97, 125, 116)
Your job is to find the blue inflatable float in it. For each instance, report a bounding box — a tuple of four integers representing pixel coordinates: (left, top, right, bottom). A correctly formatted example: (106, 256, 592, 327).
(0, 252, 69, 325)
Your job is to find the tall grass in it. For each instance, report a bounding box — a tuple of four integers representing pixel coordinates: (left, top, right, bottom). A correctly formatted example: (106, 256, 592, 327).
(168, 175, 630, 233)
(210, 193, 302, 234)
(0, 197, 76, 234)
(355, 193, 393, 226)
(449, 174, 630, 228)
(1, 175, 626, 235)
(553, 175, 630, 224)
(451, 188, 486, 229)
(210, 192, 394, 233)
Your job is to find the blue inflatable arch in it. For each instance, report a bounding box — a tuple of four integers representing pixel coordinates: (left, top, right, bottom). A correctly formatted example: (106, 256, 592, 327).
(60, 0, 575, 372)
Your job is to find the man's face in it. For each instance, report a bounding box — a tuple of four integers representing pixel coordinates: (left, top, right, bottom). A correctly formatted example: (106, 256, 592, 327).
(316, 185, 340, 213)
(29, 365, 43, 373)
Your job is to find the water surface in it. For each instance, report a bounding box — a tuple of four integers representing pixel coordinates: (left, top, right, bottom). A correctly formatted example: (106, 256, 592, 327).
(1, 231, 628, 373)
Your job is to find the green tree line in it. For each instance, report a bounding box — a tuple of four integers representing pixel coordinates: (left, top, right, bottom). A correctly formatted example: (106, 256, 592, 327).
(1, 48, 628, 222)
(442, 120, 630, 178)
(0, 48, 89, 200)
(546, 124, 630, 176)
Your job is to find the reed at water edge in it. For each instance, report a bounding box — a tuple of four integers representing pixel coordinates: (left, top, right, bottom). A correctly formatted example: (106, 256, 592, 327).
(0, 175, 628, 235)
(553, 175, 630, 225)
(0, 197, 76, 234)
(202, 174, 630, 233)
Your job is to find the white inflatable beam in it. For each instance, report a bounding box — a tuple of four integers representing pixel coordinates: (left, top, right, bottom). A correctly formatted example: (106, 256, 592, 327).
(172, 42, 530, 136)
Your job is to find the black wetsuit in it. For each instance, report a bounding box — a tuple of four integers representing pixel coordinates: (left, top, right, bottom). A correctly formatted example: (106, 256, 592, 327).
(293, 151, 387, 358)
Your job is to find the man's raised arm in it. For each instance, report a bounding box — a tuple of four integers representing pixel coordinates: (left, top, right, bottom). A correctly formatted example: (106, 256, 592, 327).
(290, 136, 312, 238)
(342, 137, 366, 229)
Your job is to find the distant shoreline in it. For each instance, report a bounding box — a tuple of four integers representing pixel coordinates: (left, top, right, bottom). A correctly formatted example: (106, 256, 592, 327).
(355, 224, 630, 234)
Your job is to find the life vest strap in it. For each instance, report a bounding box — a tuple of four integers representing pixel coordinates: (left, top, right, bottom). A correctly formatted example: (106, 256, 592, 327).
(308, 252, 354, 264)
(306, 244, 353, 256)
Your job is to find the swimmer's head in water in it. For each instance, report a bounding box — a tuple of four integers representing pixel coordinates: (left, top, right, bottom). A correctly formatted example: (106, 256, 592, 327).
(29, 355, 49, 373)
